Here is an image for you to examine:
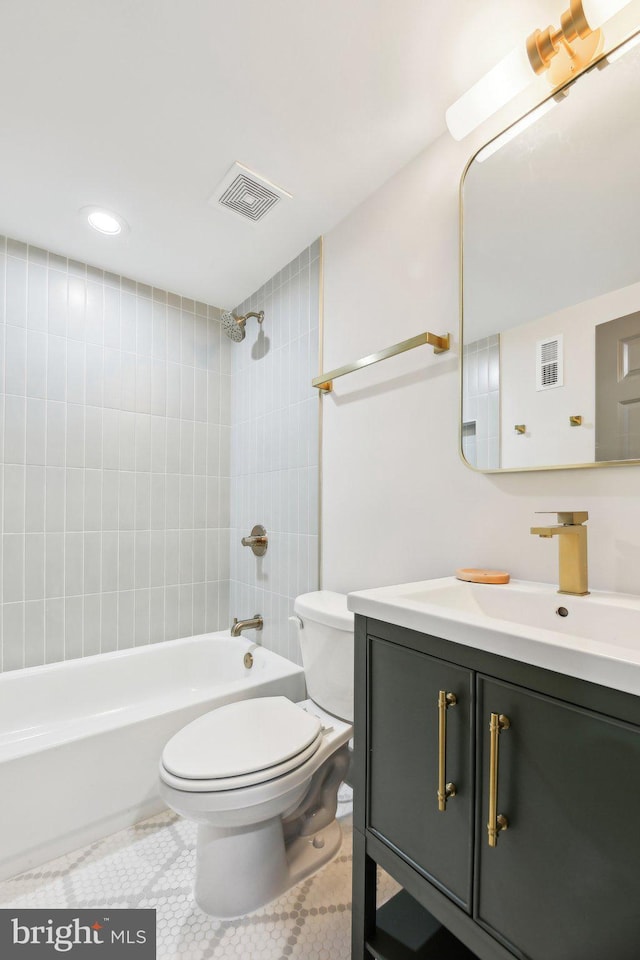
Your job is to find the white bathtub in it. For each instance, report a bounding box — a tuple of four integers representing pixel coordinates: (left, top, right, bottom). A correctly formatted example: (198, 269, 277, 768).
(0, 631, 305, 881)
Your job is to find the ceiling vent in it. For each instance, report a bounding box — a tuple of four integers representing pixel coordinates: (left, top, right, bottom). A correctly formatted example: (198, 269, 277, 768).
(536, 335, 563, 391)
(211, 162, 292, 223)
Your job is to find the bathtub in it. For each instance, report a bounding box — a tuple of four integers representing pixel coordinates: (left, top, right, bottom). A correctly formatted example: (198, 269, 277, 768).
(0, 631, 305, 881)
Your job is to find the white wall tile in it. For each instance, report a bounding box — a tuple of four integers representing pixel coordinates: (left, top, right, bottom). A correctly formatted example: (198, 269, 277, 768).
(6, 257, 27, 327)
(3, 602, 24, 670)
(26, 331, 47, 398)
(64, 595, 83, 660)
(101, 531, 118, 593)
(5, 397, 26, 465)
(0, 236, 230, 670)
(3, 534, 24, 602)
(46, 401, 66, 467)
(5, 326, 26, 396)
(47, 270, 68, 337)
(66, 405, 85, 468)
(25, 599, 45, 667)
(118, 531, 134, 591)
(25, 465, 45, 532)
(65, 468, 84, 530)
(85, 345, 104, 407)
(83, 593, 101, 656)
(47, 337, 66, 401)
(102, 471, 119, 530)
(118, 471, 135, 530)
(65, 531, 83, 596)
(66, 340, 85, 404)
(119, 411, 136, 471)
(149, 586, 165, 642)
(26, 400, 46, 464)
(101, 592, 118, 652)
(45, 532, 64, 599)
(85, 406, 103, 469)
(25, 533, 44, 601)
(84, 532, 101, 595)
(67, 277, 86, 341)
(134, 588, 150, 645)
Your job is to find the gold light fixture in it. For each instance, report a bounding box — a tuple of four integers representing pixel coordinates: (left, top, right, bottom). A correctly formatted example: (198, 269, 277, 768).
(446, 0, 635, 140)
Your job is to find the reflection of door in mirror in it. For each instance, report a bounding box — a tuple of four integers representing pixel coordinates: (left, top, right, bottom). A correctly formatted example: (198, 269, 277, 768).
(596, 311, 640, 461)
(462, 336, 500, 469)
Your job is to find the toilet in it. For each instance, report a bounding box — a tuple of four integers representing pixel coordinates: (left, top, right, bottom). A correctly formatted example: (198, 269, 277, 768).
(159, 591, 354, 918)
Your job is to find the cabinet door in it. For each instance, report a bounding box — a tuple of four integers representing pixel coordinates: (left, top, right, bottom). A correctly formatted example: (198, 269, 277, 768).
(368, 636, 474, 910)
(476, 676, 640, 960)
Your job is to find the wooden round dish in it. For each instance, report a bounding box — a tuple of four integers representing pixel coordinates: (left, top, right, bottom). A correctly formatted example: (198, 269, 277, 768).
(455, 568, 510, 585)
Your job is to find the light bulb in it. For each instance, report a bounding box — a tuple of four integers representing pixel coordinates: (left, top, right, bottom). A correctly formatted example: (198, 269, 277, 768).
(446, 43, 533, 141)
(88, 210, 122, 235)
(80, 206, 129, 237)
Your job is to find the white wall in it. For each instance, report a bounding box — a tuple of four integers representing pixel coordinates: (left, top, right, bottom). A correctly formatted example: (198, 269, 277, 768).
(322, 131, 640, 599)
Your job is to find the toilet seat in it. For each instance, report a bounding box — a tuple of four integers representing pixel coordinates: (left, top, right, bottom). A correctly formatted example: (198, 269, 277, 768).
(160, 697, 324, 793)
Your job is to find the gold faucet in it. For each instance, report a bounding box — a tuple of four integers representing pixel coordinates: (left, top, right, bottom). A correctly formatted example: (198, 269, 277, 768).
(530, 511, 590, 596)
(231, 614, 263, 637)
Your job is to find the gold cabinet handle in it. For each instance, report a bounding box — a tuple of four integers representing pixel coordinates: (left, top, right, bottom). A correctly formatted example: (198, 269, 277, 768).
(487, 713, 510, 847)
(437, 691, 458, 811)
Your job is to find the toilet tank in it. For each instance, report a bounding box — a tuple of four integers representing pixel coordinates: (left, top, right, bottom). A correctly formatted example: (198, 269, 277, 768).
(293, 591, 354, 722)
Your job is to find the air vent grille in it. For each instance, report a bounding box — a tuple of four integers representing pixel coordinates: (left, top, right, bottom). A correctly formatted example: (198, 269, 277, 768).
(536, 336, 563, 391)
(211, 162, 292, 223)
(219, 174, 281, 222)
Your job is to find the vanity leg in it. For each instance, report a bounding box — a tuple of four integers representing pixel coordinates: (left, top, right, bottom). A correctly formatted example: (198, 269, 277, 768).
(352, 828, 376, 959)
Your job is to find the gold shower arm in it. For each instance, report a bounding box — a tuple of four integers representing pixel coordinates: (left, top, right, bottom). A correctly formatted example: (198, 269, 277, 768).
(312, 330, 450, 394)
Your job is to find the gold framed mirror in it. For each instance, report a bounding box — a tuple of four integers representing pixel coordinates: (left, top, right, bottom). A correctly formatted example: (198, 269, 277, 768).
(460, 30, 640, 472)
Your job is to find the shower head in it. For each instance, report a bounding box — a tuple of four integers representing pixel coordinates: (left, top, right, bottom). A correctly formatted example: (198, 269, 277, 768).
(220, 310, 264, 342)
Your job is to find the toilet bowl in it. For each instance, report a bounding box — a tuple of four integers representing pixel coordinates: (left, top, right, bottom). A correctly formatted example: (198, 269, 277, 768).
(159, 591, 354, 918)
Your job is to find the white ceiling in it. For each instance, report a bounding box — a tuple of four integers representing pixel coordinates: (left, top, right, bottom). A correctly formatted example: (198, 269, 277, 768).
(0, 0, 561, 307)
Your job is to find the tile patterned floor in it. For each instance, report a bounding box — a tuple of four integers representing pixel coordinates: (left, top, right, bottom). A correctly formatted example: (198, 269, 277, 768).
(0, 803, 399, 960)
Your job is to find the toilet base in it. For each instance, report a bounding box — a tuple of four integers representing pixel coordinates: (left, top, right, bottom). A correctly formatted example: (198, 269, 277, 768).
(194, 817, 343, 919)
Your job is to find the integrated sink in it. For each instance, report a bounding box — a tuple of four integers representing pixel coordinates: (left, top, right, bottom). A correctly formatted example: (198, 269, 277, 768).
(348, 577, 640, 697)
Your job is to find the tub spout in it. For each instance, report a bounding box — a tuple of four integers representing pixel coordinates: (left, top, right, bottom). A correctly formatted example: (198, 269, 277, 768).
(231, 614, 263, 638)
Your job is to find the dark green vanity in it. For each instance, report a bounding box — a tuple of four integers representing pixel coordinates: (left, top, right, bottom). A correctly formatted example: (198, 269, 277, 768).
(352, 615, 640, 960)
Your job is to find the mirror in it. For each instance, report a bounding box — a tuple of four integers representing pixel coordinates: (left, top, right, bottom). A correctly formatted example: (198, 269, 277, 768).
(461, 36, 640, 471)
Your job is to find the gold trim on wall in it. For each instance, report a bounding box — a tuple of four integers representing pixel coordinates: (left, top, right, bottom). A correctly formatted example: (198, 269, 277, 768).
(317, 236, 324, 589)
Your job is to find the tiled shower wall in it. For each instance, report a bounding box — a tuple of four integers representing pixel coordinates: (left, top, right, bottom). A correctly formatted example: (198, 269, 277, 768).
(229, 240, 321, 664)
(462, 334, 500, 470)
(0, 236, 231, 671)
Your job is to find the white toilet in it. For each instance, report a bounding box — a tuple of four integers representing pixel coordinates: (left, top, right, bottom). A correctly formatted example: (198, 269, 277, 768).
(159, 591, 354, 918)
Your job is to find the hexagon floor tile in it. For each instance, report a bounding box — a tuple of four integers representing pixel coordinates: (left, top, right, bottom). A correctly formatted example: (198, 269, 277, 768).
(0, 806, 400, 959)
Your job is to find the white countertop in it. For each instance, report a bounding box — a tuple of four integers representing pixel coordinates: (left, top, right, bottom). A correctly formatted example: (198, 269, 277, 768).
(348, 577, 640, 698)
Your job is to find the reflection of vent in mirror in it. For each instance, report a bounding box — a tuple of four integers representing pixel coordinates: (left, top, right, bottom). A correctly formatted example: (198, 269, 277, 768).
(536, 336, 563, 391)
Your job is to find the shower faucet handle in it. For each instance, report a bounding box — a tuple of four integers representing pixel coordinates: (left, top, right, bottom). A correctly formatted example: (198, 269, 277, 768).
(241, 524, 268, 556)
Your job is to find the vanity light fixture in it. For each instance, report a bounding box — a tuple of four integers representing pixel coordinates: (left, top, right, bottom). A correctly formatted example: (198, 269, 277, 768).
(475, 96, 559, 163)
(81, 206, 129, 237)
(446, 0, 634, 140)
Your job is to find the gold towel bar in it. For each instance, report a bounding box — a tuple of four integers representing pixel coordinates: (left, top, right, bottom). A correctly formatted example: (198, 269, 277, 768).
(312, 331, 450, 393)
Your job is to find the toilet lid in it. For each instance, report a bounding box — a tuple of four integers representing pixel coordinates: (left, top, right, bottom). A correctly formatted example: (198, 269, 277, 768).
(161, 696, 322, 781)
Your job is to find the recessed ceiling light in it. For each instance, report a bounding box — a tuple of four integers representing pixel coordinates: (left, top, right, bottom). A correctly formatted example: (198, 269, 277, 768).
(81, 205, 129, 236)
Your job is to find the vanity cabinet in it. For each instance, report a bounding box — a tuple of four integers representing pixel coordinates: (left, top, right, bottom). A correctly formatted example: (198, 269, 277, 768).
(369, 637, 474, 910)
(353, 617, 640, 960)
